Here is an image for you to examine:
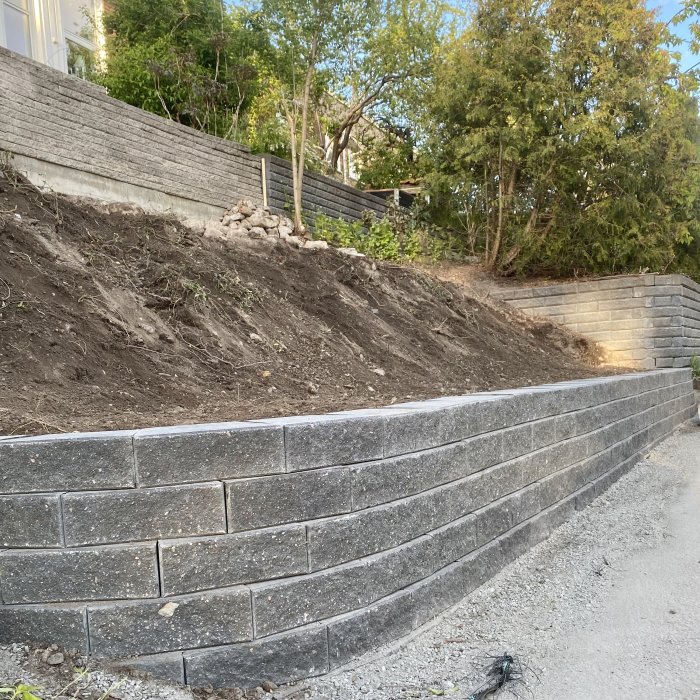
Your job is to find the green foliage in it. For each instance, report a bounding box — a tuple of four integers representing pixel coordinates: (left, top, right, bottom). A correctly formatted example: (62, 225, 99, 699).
(356, 132, 418, 190)
(419, 0, 700, 278)
(314, 203, 465, 262)
(322, 0, 447, 173)
(691, 355, 700, 379)
(95, 0, 273, 140)
(0, 684, 42, 700)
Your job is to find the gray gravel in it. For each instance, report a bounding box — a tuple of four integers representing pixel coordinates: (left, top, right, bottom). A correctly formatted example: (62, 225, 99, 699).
(304, 422, 700, 700)
(1, 420, 698, 700)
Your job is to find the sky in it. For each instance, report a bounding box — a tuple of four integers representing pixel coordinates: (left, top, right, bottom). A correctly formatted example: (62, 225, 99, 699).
(650, 0, 698, 71)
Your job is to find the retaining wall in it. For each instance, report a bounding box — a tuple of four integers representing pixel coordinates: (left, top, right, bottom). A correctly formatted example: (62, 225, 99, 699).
(0, 47, 262, 219)
(493, 274, 700, 370)
(264, 155, 387, 225)
(0, 47, 388, 226)
(0, 370, 695, 689)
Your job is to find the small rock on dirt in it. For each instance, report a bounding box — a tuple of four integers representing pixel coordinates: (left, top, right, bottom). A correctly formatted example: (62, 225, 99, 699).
(46, 652, 64, 665)
(304, 240, 329, 250)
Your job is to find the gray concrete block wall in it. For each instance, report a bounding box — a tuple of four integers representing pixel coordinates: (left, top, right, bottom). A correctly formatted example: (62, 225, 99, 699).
(265, 155, 387, 226)
(493, 274, 700, 369)
(0, 48, 389, 226)
(0, 370, 694, 688)
(0, 48, 263, 211)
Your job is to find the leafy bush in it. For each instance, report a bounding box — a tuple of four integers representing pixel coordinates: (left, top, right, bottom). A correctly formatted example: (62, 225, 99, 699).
(313, 202, 467, 263)
(691, 355, 700, 379)
(0, 684, 42, 700)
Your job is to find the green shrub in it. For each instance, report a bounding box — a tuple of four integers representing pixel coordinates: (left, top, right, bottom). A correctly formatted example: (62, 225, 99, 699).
(0, 684, 42, 700)
(691, 355, 700, 379)
(313, 202, 467, 263)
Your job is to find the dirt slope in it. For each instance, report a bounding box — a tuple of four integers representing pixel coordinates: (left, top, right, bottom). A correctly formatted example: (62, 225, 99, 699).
(0, 168, 610, 436)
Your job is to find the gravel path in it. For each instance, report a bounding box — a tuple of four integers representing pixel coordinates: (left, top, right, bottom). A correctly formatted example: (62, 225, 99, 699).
(1, 420, 698, 700)
(305, 421, 700, 700)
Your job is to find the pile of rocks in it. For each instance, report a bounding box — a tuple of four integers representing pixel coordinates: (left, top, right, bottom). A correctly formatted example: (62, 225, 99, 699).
(221, 200, 295, 239)
(203, 200, 369, 256)
(204, 199, 328, 248)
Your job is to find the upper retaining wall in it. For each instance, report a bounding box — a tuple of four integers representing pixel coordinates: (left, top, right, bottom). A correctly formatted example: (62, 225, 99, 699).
(0, 47, 263, 217)
(0, 370, 694, 689)
(264, 155, 387, 225)
(0, 47, 389, 226)
(493, 274, 700, 370)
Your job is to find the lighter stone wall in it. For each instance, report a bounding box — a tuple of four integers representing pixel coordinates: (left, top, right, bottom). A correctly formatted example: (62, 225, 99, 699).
(0, 48, 388, 226)
(0, 46, 263, 218)
(492, 274, 700, 370)
(0, 370, 694, 688)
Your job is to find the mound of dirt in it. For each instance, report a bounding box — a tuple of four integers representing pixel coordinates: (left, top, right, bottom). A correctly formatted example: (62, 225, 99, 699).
(0, 168, 612, 436)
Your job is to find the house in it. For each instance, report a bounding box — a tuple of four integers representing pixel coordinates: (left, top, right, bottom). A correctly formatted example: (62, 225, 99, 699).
(0, 0, 104, 76)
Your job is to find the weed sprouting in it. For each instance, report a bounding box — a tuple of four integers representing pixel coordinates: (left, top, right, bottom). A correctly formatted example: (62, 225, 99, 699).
(214, 271, 264, 309)
(691, 355, 700, 379)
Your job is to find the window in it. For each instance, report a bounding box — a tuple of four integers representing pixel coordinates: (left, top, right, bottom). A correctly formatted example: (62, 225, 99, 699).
(66, 37, 93, 77)
(61, 0, 98, 77)
(3, 0, 32, 57)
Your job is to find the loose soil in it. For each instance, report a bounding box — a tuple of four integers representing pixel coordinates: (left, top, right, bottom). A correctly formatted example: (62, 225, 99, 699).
(0, 168, 613, 436)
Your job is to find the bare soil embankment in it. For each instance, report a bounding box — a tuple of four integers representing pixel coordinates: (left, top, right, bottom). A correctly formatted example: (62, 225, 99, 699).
(0, 169, 611, 436)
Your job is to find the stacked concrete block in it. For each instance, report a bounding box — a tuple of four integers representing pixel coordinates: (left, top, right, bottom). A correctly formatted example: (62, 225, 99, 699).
(493, 274, 700, 369)
(265, 155, 387, 227)
(0, 48, 262, 210)
(0, 48, 389, 227)
(0, 370, 695, 688)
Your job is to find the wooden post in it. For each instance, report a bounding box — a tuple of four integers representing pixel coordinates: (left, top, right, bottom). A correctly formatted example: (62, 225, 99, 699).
(261, 157, 268, 208)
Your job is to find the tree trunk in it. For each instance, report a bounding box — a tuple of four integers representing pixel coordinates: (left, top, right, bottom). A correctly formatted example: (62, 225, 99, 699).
(289, 35, 318, 236)
(288, 112, 304, 234)
(492, 140, 504, 267)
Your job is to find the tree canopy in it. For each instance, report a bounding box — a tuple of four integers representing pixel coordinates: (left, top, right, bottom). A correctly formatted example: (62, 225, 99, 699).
(421, 0, 700, 277)
(93, 0, 700, 279)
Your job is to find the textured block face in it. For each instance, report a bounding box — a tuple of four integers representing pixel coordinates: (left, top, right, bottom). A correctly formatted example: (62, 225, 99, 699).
(133, 423, 285, 486)
(501, 424, 533, 461)
(62, 483, 226, 546)
(413, 539, 504, 629)
(411, 562, 467, 629)
(108, 652, 185, 684)
(327, 609, 372, 669)
(88, 588, 252, 657)
(0, 606, 88, 652)
(0, 494, 62, 547)
(183, 627, 329, 688)
(351, 432, 501, 510)
(350, 450, 443, 510)
(499, 512, 549, 564)
(0, 432, 135, 493)
(226, 468, 351, 532)
(366, 535, 440, 597)
(328, 590, 416, 669)
(307, 491, 441, 571)
(474, 499, 513, 548)
(159, 526, 308, 596)
(429, 515, 477, 570)
(252, 561, 372, 636)
(382, 403, 477, 456)
(258, 414, 384, 471)
(0, 544, 159, 603)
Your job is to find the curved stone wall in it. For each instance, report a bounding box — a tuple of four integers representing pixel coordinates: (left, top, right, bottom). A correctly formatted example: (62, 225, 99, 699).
(0, 369, 695, 688)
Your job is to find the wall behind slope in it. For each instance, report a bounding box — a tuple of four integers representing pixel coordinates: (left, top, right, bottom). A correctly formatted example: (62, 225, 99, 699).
(0, 47, 388, 227)
(0, 47, 263, 219)
(493, 274, 700, 370)
(0, 370, 694, 689)
(264, 155, 387, 225)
